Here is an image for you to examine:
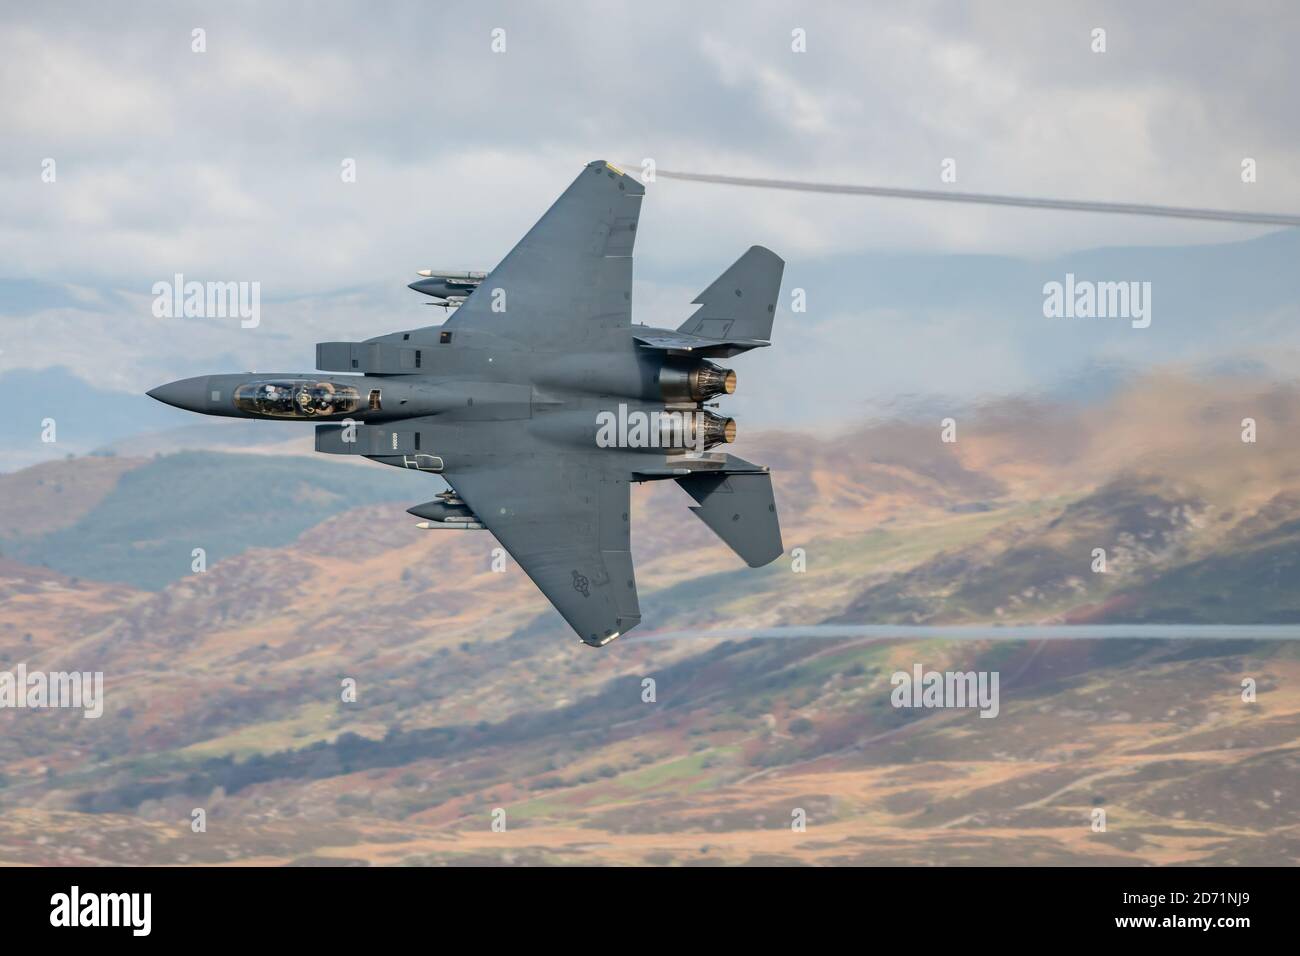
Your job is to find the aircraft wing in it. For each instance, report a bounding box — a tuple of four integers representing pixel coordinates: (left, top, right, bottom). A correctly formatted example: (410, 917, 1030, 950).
(445, 160, 644, 347)
(445, 461, 641, 645)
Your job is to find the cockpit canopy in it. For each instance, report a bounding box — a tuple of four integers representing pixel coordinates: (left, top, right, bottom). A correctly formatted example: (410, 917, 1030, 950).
(233, 380, 364, 418)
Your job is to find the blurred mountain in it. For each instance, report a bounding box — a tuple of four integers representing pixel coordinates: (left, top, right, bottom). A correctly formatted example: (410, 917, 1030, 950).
(0, 451, 436, 590)
(0, 367, 194, 470)
(2, 228, 1299, 452)
(0, 371, 1296, 865)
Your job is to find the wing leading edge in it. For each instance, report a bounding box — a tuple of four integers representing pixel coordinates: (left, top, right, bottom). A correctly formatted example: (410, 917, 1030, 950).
(446, 160, 644, 347)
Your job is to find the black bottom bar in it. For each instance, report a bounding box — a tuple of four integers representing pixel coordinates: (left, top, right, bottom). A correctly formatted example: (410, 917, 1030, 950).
(0, 865, 1284, 941)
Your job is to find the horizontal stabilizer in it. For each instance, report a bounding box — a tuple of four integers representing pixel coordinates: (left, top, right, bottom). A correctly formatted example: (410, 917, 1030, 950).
(633, 328, 770, 358)
(633, 453, 771, 482)
(676, 468, 783, 567)
(676, 245, 784, 346)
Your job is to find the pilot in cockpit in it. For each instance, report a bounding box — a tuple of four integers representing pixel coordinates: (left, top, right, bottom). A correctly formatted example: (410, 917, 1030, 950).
(294, 382, 337, 416)
(260, 383, 290, 415)
(234, 380, 360, 418)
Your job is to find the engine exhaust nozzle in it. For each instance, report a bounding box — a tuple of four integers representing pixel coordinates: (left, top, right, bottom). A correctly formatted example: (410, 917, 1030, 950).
(691, 362, 736, 401)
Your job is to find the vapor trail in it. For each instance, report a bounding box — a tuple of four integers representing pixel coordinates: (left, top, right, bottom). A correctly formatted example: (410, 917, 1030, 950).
(636, 624, 1300, 642)
(652, 168, 1300, 227)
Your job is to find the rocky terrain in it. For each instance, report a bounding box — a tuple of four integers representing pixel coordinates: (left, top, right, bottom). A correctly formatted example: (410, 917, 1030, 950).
(0, 372, 1297, 865)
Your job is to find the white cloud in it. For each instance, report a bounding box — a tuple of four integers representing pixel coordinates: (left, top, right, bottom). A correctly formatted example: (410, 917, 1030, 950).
(2, 0, 1297, 289)
(0, 0, 1297, 413)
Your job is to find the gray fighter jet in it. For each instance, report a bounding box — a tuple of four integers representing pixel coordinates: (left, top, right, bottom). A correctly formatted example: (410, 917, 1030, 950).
(148, 160, 784, 646)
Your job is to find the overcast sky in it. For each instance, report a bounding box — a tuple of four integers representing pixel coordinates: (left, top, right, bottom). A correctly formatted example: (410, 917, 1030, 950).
(4, 0, 1298, 285)
(1, 1, 1298, 443)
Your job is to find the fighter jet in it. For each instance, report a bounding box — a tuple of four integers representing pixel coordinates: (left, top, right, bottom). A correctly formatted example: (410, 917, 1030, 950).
(148, 160, 784, 646)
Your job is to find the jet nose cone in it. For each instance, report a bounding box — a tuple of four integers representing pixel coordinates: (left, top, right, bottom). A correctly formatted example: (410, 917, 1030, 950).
(146, 376, 209, 412)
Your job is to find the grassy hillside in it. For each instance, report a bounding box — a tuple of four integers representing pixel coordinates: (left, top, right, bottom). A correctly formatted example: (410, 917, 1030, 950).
(0, 372, 1297, 865)
(0, 450, 436, 589)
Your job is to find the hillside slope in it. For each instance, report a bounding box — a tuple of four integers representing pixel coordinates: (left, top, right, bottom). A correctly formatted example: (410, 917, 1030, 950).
(0, 372, 1297, 865)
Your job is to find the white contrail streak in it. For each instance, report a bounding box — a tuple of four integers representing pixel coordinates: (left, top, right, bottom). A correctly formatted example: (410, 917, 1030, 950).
(651, 168, 1300, 227)
(635, 624, 1300, 642)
